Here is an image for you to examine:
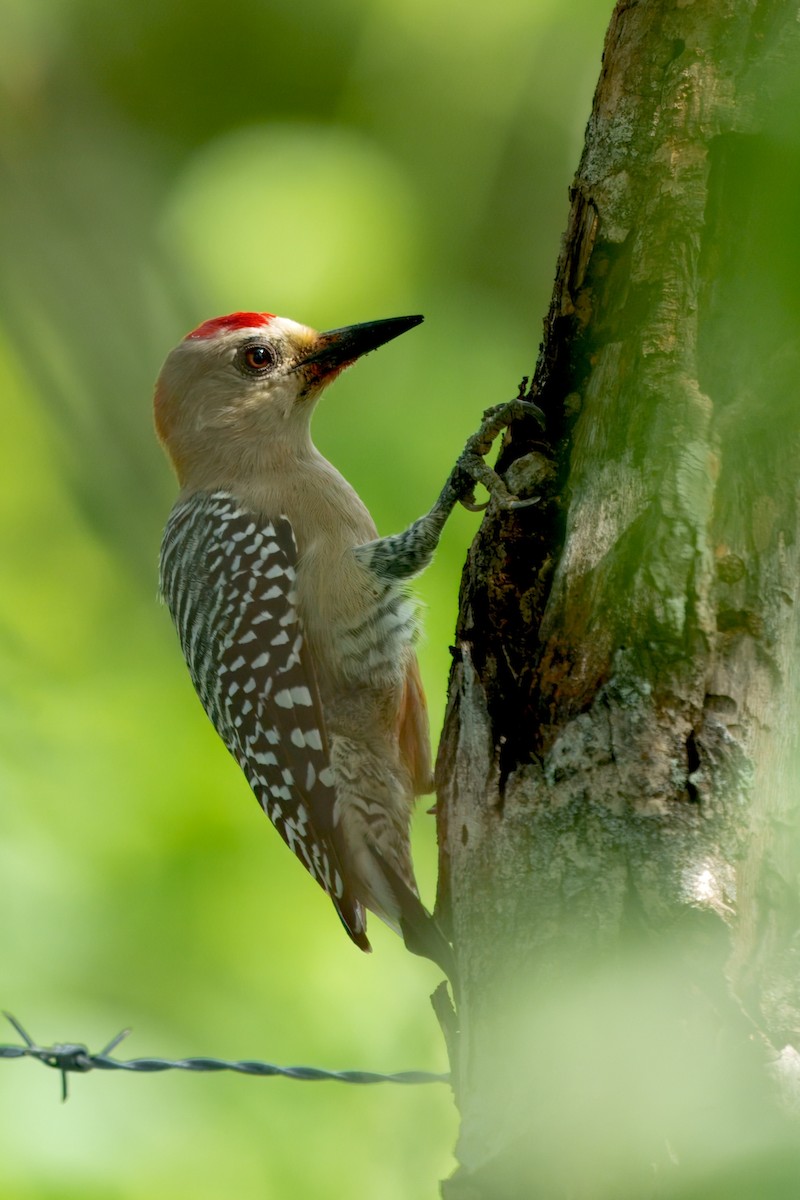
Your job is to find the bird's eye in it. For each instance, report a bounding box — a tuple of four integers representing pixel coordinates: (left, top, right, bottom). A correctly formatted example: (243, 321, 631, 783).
(239, 343, 277, 374)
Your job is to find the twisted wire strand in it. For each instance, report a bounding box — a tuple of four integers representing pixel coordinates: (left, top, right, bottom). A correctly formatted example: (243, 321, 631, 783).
(0, 1013, 449, 1100)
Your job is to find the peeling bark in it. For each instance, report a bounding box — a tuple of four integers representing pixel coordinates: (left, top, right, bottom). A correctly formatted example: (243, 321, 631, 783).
(436, 2, 800, 1195)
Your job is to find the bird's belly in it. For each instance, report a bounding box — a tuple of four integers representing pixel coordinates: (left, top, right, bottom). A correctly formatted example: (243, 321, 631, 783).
(331, 584, 419, 687)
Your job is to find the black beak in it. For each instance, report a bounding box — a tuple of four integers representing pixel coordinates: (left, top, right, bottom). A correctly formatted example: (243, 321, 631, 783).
(298, 314, 423, 375)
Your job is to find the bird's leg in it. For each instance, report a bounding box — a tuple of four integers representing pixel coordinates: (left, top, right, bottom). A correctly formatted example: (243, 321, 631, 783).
(354, 396, 545, 582)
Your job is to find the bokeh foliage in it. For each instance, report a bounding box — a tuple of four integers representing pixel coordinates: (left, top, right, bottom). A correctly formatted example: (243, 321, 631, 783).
(0, 1, 607, 1195)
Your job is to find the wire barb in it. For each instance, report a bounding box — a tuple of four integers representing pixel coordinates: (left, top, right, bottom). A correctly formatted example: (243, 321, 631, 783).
(0, 1013, 449, 1100)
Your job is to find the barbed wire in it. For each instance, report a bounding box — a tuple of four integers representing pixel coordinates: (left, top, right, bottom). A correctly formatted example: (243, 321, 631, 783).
(0, 1013, 450, 1101)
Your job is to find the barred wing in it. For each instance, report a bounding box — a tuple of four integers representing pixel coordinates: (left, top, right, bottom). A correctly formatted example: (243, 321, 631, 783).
(159, 489, 369, 949)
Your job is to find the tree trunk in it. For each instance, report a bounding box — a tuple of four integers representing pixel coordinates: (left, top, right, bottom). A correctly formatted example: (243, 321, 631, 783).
(436, 2, 800, 1194)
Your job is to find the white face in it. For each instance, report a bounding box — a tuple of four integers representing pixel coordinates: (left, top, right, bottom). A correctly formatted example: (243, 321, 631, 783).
(154, 309, 422, 485)
(163, 314, 319, 424)
(154, 314, 328, 481)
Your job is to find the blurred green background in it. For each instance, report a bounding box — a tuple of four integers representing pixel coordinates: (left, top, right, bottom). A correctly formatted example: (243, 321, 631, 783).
(0, 1, 607, 1195)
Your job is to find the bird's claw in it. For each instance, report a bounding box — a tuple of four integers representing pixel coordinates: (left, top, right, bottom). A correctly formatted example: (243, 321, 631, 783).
(479, 397, 546, 437)
(454, 453, 541, 514)
(441, 393, 547, 516)
(459, 493, 490, 513)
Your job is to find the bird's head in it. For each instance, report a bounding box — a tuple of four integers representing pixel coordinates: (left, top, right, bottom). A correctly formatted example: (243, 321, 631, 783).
(154, 310, 423, 486)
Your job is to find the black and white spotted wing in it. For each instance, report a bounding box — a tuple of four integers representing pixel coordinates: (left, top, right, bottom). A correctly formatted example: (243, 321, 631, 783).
(159, 489, 369, 949)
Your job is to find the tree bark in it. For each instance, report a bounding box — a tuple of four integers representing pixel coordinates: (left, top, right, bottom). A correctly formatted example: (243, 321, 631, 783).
(436, 2, 800, 1195)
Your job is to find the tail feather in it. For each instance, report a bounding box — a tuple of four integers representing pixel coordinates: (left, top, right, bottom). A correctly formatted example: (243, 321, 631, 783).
(335, 895, 372, 953)
(368, 842, 456, 981)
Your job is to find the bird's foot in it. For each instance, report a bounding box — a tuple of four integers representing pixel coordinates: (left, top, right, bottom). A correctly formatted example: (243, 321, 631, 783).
(453, 397, 546, 512)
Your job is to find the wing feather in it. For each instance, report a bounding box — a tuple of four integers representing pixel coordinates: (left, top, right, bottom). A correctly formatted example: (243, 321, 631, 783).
(159, 490, 369, 949)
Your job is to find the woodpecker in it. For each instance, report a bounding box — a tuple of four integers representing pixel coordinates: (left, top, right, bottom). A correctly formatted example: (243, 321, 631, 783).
(154, 310, 469, 969)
